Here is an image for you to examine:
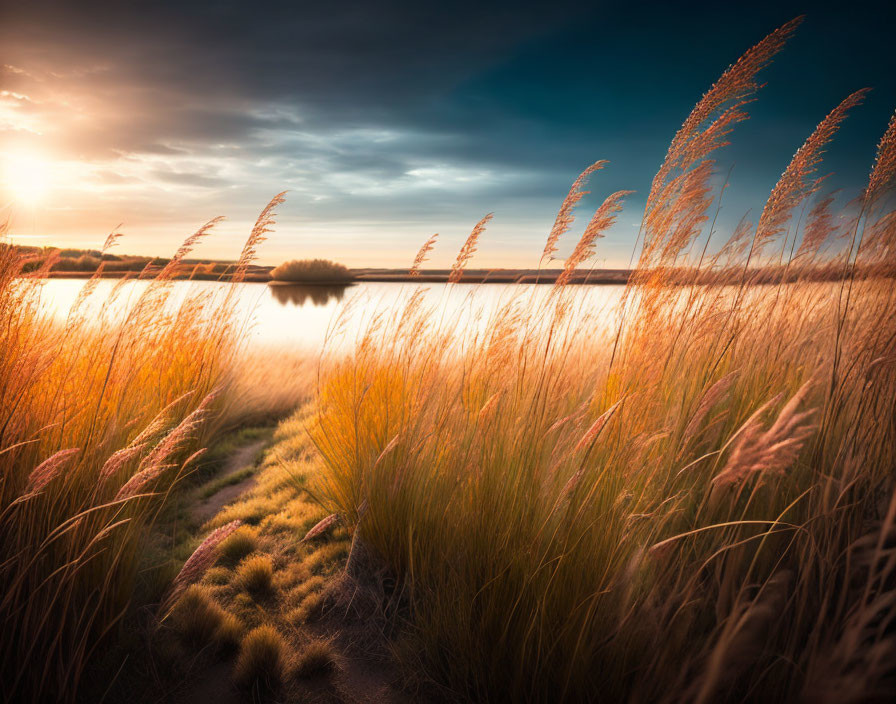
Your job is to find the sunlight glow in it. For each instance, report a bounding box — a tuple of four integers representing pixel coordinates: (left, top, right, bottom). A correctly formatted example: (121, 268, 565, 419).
(3, 151, 51, 205)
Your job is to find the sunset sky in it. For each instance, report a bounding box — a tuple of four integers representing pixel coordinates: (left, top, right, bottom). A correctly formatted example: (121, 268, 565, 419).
(1, 1, 894, 268)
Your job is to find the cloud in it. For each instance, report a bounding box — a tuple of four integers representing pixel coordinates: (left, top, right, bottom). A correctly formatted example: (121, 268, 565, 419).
(1, 1, 894, 267)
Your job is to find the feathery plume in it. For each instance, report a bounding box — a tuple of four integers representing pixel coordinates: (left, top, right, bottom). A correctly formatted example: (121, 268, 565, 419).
(183, 447, 208, 469)
(234, 192, 287, 282)
(477, 392, 502, 423)
(115, 463, 176, 500)
(573, 397, 626, 454)
(861, 210, 896, 264)
(652, 17, 801, 197)
(138, 389, 220, 471)
(865, 108, 896, 208)
(24, 448, 80, 495)
(302, 514, 340, 542)
(546, 401, 590, 434)
(753, 90, 869, 260)
(163, 520, 244, 607)
(68, 228, 125, 320)
(682, 371, 739, 441)
(795, 193, 839, 260)
(715, 215, 755, 267)
(712, 381, 817, 488)
(373, 434, 401, 468)
(99, 442, 150, 483)
(134, 392, 196, 442)
(409, 233, 438, 276)
(100, 228, 123, 254)
(543, 161, 607, 263)
(156, 217, 224, 281)
(657, 160, 715, 265)
(556, 191, 631, 286)
(641, 18, 802, 266)
(449, 213, 493, 284)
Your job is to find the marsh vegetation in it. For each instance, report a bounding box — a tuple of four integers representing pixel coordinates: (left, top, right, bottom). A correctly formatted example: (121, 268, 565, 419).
(2, 16, 896, 704)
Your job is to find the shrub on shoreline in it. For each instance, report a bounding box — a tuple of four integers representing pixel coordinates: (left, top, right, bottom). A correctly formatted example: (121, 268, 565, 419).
(270, 258, 353, 283)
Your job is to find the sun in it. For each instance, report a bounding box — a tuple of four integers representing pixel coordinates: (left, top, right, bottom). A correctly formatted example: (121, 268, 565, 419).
(3, 151, 51, 206)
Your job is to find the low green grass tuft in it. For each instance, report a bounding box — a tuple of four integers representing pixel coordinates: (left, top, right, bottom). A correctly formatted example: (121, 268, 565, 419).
(200, 466, 256, 499)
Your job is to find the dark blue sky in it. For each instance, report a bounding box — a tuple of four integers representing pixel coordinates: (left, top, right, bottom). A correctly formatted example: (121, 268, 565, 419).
(1, 0, 894, 266)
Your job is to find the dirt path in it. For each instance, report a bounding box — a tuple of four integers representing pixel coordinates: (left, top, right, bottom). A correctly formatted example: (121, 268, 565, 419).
(170, 437, 415, 703)
(192, 439, 266, 525)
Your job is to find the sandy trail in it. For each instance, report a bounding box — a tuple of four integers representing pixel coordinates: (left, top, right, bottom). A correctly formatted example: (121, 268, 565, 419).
(192, 439, 265, 525)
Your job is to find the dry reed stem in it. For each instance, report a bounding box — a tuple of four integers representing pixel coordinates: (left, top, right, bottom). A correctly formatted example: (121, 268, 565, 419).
(754, 90, 869, 260)
(712, 381, 817, 488)
(410, 233, 439, 276)
(449, 214, 494, 283)
(543, 161, 607, 263)
(163, 520, 244, 608)
(302, 513, 341, 542)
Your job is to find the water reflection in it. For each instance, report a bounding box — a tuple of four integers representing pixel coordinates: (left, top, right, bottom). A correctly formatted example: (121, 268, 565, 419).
(33, 279, 629, 353)
(268, 283, 352, 307)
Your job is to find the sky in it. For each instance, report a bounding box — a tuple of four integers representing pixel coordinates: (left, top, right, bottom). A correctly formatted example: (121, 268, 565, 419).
(1, 0, 894, 268)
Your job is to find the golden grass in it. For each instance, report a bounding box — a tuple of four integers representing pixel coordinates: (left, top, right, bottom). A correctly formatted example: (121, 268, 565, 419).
(233, 624, 287, 690)
(4, 15, 895, 703)
(152, 408, 351, 686)
(0, 196, 292, 702)
(236, 554, 275, 596)
(218, 526, 259, 566)
(304, 20, 896, 703)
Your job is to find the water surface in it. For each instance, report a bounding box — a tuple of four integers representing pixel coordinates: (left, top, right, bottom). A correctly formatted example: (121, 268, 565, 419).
(35, 279, 629, 352)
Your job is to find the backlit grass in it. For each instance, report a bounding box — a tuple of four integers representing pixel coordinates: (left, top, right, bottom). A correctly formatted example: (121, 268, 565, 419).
(0, 195, 289, 702)
(306, 20, 896, 703)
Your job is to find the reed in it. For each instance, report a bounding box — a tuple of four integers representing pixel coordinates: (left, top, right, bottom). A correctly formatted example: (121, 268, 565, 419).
(0, 195, 284, 702)
(309, 19, 896, 703)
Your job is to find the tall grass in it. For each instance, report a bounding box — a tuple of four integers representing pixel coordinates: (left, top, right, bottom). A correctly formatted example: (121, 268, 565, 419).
(0, 195, 285, 702)
(310, 20, 896, 702)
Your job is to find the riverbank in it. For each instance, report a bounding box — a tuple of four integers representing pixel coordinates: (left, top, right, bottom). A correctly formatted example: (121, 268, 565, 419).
(42, 267, 634, 284)
(90, 412, 409, 704)
(40, 266, 893, 285)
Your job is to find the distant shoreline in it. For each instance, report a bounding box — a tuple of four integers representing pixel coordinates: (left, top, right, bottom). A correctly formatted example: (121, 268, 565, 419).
(41, 268, 634, 285)
(35, 266, 887, 286)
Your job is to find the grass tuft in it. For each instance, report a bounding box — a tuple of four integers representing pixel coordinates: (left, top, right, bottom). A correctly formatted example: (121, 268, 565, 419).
(291, 638, 340, 679)
(213, 612, 246, 652)
(236, 554, 275, 596)
(168, 585, 226, 647)
(233, 625, 287, 691)
(217, 526, 259, 566)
